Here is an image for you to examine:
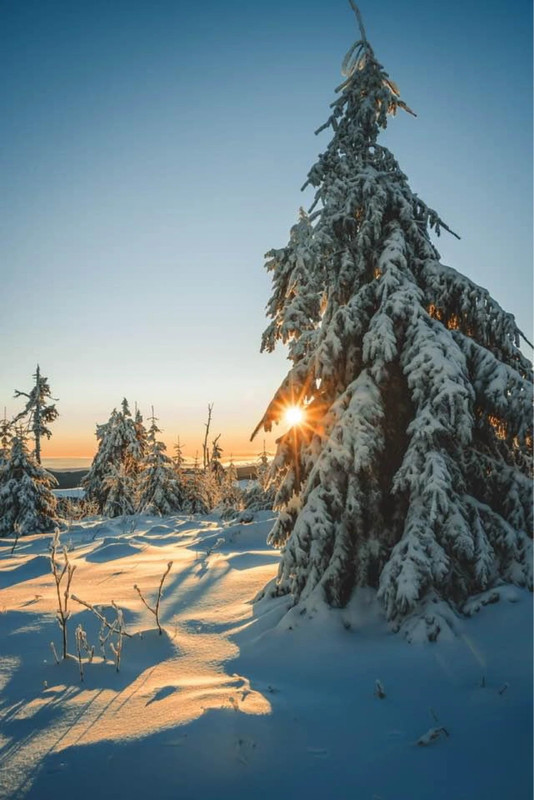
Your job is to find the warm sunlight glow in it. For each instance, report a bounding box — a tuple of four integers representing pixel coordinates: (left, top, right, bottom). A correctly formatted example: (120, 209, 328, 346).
(285, 406, 304, 427)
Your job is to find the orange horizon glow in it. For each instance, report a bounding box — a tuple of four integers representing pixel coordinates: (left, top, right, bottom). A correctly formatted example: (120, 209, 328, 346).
(38, 431, 279, 464)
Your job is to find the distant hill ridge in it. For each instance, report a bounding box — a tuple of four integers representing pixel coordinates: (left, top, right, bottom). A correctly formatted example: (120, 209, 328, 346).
(48, 465, 258, 490)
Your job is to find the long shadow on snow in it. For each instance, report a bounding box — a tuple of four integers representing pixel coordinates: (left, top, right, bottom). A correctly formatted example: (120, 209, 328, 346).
(0, 608, 178, 800)
(0, 555, 51, 589)
(21, 591, 534, 800)
(157, 561, 233, 629)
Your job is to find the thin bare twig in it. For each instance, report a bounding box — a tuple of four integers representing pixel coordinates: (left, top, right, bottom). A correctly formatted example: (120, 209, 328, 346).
(134, 561, 173, 635)
(70, 594, 133, 638)
(49, 529, 76, 658)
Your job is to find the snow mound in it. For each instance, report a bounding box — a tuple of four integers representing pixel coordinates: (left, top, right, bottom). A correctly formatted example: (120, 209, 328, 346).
(85, 537, 144, 562)
(143, 524, 176, 536)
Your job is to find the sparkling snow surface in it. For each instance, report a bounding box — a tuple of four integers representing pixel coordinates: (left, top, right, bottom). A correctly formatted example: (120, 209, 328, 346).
(0, 513, 531, 800)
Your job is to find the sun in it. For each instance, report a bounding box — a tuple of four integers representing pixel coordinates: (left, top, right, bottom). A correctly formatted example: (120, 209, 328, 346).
(284, 405, 304, 427)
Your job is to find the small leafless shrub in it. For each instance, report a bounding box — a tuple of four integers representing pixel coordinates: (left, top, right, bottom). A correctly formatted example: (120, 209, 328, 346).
(71, 595, 130, 671)
(134, 561, 173, 635)
(49, 528, 76, 659)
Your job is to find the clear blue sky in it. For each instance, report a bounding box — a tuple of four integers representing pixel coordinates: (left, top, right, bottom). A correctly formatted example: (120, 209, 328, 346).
(1, 0, 532, 459)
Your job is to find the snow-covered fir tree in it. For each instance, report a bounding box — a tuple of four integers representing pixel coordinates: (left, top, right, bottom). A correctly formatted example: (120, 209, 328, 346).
(173, 437, 185, 472)
(198, 435, 224, 510)
(83, 400, 144, 512)
(101, 464, 136, 518)
(253, 10, 533, 639)
(244, 444, 276, 512)
(0, 431, 58, 535)
(219, 458, 243, 513)
(185, 454, 210, 514)
(202, 469, 222, 511)
(209, 436, 225, 481)
(137, 409, 187, 515)
(13, 365, 58, 464)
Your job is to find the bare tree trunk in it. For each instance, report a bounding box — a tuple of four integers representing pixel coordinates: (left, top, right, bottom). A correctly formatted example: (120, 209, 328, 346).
(34, 365, 41, 464)
(202, 403, 213, 470)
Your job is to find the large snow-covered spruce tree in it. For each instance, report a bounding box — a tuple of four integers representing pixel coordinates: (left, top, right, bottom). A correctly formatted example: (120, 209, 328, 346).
(253, 11, 533, 638)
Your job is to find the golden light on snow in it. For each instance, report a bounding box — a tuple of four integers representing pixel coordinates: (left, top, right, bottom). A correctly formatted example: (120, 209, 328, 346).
(0, 525, 275, 786)
(284, 406, 304, 427)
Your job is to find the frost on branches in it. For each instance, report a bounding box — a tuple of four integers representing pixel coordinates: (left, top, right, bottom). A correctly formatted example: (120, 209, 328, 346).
(0, 433, 58, 535)
(253, 21, 533, 639)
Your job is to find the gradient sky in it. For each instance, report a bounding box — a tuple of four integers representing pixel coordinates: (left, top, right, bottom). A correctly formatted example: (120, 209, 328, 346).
(1, 0, 532, 461)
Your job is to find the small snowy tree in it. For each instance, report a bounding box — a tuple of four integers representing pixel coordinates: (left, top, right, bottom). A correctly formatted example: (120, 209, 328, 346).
(244, 444, 276, 512)
(219, 458, 243, 514)
(0, 432, 58, 535)
(199, 435, 224, 509)
(202, 469, 222, 511)
(13, 365, 58, 464)
(173, 436, 185, 472)
(253, 7, 533, 639)
(257, 443, 270, 486)
(137, 409, 187, 514)
(83, 399, 144, 513)
(185, 454, 210, 514)
(208, 435, 225, 484)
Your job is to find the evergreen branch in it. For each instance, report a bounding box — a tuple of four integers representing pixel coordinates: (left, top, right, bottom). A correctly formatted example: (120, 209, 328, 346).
(519, 330, 534, 350)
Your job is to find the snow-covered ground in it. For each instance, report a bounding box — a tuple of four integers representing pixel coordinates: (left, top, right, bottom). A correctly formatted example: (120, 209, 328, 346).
(0, 513, 531, 800)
